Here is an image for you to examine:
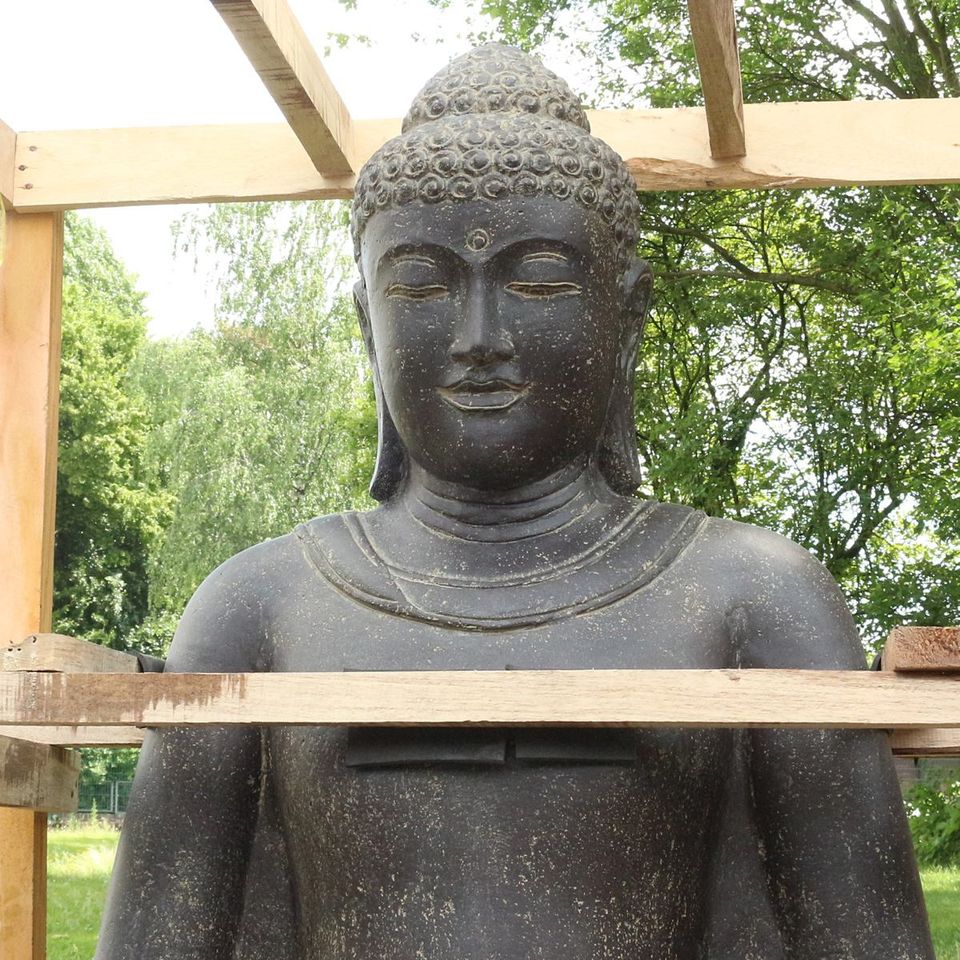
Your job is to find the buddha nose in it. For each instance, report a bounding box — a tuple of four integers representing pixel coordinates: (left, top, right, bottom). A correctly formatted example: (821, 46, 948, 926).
(450, 274, 515, 365)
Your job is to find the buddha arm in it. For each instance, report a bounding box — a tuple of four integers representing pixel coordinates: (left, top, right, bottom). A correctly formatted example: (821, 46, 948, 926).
(95, 551, 266, 960)
(737, 529, 934, 959)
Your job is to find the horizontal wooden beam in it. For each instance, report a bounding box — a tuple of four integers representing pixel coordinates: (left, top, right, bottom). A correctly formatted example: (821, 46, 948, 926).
(1, 726, 144, 747)
(0, 117, 15, 209)
(4, 727, 955, 756)
(9, 98, 960, 211)
(2, 633, 140, 674)
(0, 735, 79, 812)
(884, 625, 960, 672)
(687, 0, 746, 158)
(889, 728, 960, 756)
(210, 0, 356, 177)
(1, 669, 960, 729)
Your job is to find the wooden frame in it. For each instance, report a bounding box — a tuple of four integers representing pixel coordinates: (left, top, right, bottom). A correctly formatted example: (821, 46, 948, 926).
(0, 210, 64, 960)
(687, 0, 746, 158)
(6, 98, 960, 210)
(2, 1, 960, 956)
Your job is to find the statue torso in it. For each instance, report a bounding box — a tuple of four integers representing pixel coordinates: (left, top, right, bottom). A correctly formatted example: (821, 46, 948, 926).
(260, 501, 740, 958)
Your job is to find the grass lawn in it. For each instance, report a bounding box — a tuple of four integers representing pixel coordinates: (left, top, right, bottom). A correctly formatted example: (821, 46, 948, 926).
(48, 824, 118, 960)
(48, 824, 960, 959)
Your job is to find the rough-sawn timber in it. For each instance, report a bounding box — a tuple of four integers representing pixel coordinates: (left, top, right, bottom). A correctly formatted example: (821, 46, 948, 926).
(1, 669, 959, 729)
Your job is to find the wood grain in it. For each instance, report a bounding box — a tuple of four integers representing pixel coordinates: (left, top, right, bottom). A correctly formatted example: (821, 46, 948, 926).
(1, 669, 959, 729)
(0, 213, 63, 648)
(10, 98, 960, 211)
(2, 633, 140, 674)
(0, 810, 46, 960)
(210, 0, 355, 176)
(0, 736, 79, 812)
(889, 728, 960, 756)
(0, 210, 63, 960)
(687, 0, 746, 158)
(0, 118, 15, 209)
(884, 626, 960, 672)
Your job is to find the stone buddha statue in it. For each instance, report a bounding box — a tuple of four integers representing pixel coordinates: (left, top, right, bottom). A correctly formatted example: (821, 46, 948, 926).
(97, 45, 933, 960)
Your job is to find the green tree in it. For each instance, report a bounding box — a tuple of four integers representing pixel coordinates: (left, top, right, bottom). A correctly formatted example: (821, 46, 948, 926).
(135, 201, 376, 623)
(54, 214, 169, 650)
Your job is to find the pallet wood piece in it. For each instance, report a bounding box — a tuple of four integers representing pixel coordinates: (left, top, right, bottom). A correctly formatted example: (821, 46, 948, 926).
(0, 736, 79, 812)
(210, 0, 356, 176)
(1, 669, 959, 729)
(883, 626, 960, 673)
(0, 210, 63, 960)
(9, 97, 960, 211)
(2, 633, 140, 674)
(687, 0, 746, 158)
(0, 118, 15, 209)
(889, 728, 960, 756)
(0, 810, 46, 960)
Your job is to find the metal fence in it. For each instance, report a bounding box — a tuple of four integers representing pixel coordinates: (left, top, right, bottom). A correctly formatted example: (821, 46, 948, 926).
(77, 781, 134, 815)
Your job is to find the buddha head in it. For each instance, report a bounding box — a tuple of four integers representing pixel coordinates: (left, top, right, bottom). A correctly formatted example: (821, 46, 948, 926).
(352, 44, 651, 500)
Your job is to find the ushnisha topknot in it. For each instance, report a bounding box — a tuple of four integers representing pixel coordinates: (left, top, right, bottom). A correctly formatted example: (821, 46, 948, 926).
(402, 43, 591, 133)
(351, 44, 640, 271)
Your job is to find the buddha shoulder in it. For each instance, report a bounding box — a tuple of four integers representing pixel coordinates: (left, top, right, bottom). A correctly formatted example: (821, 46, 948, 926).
(693, 515, 866, 670)
(164, 532, 303, 673)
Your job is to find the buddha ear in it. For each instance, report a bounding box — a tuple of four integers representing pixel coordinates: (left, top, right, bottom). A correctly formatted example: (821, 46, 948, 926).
(353, 280, 407, 502)
(353, 280, 373, 353)
(621, 257, 654, 338)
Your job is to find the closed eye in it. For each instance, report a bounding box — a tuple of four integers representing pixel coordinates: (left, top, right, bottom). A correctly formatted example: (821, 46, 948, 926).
(386, 283, 449, 301)
(506, 281, 582, 299)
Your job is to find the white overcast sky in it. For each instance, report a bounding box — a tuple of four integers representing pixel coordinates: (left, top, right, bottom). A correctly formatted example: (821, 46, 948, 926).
(0, 0, 506, 337)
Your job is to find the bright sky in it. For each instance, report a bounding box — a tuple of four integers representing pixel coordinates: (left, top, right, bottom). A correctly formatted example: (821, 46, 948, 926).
(0, 0, 504, 337)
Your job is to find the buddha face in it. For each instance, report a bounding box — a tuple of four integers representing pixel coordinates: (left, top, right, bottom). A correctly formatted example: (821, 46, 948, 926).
(358, 194, 641, 491)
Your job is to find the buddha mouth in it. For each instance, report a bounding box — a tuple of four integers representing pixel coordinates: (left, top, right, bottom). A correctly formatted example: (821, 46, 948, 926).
(438, 377, 530, 411)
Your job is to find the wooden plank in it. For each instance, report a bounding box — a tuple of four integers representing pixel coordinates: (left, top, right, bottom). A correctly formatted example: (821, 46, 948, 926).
(4, 722, 953, 754)
(884, 626, 960, 672)
(0, 210, 63, 960)
(2, 633, 140, 674)
(10, 98, 960, 211)
(0, 726, 144, 747)
(0, 212, 63, 648)
(890, 728, 960, 757)
(1, 669, 959, 729)
(0, 118, 15, 209)
(687, 0, 746, 158)
(210, 0, 355, 176)
(0, 810, 46, 960)
(0, 736, 79, 813)
(12, 122, 357, 210)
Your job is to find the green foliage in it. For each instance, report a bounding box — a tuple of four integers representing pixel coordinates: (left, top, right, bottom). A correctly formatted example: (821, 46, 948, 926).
(907, 770, 960, 867)
(54, 215, 169, 650)
(78, 748, 139, 786)
(135, 201, 376, 620)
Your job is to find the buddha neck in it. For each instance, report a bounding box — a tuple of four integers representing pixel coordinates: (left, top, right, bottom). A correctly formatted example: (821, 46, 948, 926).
(401, 458, 609, 544)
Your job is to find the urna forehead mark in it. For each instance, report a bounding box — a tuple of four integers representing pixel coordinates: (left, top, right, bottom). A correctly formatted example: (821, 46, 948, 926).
(466, 228, 491, 251)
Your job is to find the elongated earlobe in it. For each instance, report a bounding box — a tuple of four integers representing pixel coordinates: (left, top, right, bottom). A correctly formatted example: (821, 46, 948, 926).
(598, 259, 653, 495)
(354, 282, 407, 502)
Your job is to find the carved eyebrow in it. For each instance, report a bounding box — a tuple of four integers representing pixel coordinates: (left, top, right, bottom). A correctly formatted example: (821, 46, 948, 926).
(520, 251, 569, 264)
(390, 253, 438, 267)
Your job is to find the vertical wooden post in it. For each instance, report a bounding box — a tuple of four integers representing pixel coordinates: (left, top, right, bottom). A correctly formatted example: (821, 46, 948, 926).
(0, 210, 64, 960)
